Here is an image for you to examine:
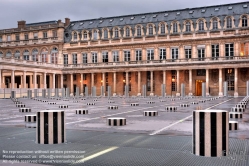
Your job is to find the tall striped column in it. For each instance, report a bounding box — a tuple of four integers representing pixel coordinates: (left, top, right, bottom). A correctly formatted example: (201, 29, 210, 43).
(193, 110, 228, 157)
(36, 110, 65, 144)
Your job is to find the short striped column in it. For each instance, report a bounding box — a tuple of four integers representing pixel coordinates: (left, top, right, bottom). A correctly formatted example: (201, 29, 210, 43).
(108, 106, 118, 109)
(192, 102, 199, 105)
(19, 108, 31, 112)
(48, 102, 56, 105)
(229, 112, 243, 119)
(130, 103, 139, 106)
(59, 105, 68, 108)
(25, 115, 36, 122)
(193, 110, 228, 157)
(73, 100, 79, 103)
(87, 103, 95, 105)
(180, 104, 190, 107)
(16, 104, 25, 108)
(229, 121, 238, 131)
(107, 117, 126, 126)
(231, 107, 244, 113)
(36, 110, 65, 144)
(108, 101, 115, 103)
(144, 111, 158, 116)
(76, 109, 88, 114)
(235, 104, 246, 109)
(147, 101, 155, 104)
(165, 106, 177, 112)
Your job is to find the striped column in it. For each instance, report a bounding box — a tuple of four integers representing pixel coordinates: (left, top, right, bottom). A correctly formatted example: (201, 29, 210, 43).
(107, 117, 126, 126)
(229, 121, 238, 131)
(193, 110, 228, 157)
(36, 110, 65, 144)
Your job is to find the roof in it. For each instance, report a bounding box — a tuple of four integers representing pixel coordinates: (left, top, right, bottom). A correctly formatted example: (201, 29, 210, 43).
(26, 20, 57, 27)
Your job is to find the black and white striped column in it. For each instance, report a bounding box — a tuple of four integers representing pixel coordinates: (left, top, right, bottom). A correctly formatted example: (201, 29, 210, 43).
(19, 108, 31, 112)
(36, 110, 65, 144)
(144, 111, 158, 116)
(107, 117, 126, 126)
(229, 121, 238, 131)
(229, 112, 243, 119)
(193, 110, 228, 157)
(76, 109, 88, 114)
(25, 115, 36, 122)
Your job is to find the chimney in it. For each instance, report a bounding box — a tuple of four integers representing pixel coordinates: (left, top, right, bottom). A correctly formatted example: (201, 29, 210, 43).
(65, 18, 70, 27)
(18, 20, 26, 29)
(57, 19, 62, 24)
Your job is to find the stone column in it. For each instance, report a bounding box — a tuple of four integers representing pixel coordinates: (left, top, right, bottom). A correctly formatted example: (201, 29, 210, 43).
(220, 42, 224, 57)
(91, 73, 94, 88)
(102, 72, 106, 93)
(113, 72, 117, 95)
(189, 69, 192, 96)
(219, 68, 223, 96)
(176, 70, 180, 96)
(206, 69, 209, 96)
(163, 70, 166, 85)
(43, 72, 46, 89)
(150, 71, 153, 95)
(192, 45, 197, 58)
(52, 73, 55, 89)
(70, 74, 73, 94)
(23, 71, 26, 88)
(60, 74, 63, 88)
(138, 71, 141, 95)
(126, 72, 129, 87)
(0, 69, 2, 89)
(234, 68, 238, 97)
(33, 71, 37, 89)
(80, 73, 83, 94)
(11, 70, 15, 89)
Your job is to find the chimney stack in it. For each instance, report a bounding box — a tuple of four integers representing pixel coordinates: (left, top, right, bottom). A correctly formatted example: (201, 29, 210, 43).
(65, 18, 70, 27)
(18, 20, 26, 29)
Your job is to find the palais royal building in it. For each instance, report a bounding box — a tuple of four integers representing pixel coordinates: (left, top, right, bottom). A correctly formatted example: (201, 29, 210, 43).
(0, 1, 249, 97)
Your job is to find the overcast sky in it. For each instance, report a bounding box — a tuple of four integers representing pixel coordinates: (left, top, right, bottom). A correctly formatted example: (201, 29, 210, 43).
(0, 0, 244, 29)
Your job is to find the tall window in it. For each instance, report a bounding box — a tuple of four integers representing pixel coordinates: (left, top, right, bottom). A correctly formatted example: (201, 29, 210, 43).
(113, 51, 119, 62)
(186, 21, 191, 32)
(15, 35, 20, 41)
(173, 22, 178, 33)
(15, 50, 20, 59)
(82, 53, 87, 64)
(104, 30, 108, 39)
(225, 43, 234, 59)
(159, 48, 166, 60)
(51, 47, 58, 64)
(7, 35, 11, 41)
(137, 26, 141, 36)
(83, 32, 87, 40)
(227, 17, 232, 28)
(92, 52, 98, 63)
(23, 50, 29, 60)
(212, 44, 219, 60)
(72, 54, 77, 64)
(136, 50, 142, 61)
(126, 28, 130, 37)
(33, 32, 38, 39)
(171, 70, 177, 92)
(147, 49, 154, 60)
(6, 51, 11, 58)
(63, 54, 68, 65)
(161, 24, 165, 34)
(185, 48, 192, 59)
(73, 32, 77, 41)
(93, 30, 98, 40)
(225, 69, 234, 91)
(32, 49, 38, 61)
(102, 51, 108, 62)
(43, 32, 47, 38)
(213, 18, 218, 30)
(242, 16, 248, 27)
(171, 48, 178, 60)
(148, 25, 153, 35)
(124, 50, 130, 61)
(198, 48, 205, 61)
(147, 71, 154, 91)
(24, 34, 29, 40)
(41, 49, 47, 63)
(114, 28, 119, 38)
(52, 30, 57, 37)
(199, 20, 204, 31)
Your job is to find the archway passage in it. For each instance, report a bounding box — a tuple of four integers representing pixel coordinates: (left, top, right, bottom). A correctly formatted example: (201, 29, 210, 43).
(195, 80, 205, 96)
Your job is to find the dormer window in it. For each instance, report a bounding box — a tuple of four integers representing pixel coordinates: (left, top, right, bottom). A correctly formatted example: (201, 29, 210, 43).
(164, 13, 169, 17)
(215, 8, 219, 11)
(161, 24, 165, 34)
(189, 11, 194, 14)
(242, 16, 248, 27)
(213, 18, 218, 30)
(201, 9, 206, 13)
(71, 23, 75, 26)
(109, 19, 113, 22)
(73, 32, 77, 41)
(141, 16, 146, 19)
(83, 31, 87, 40)
(227, 17, 232, 28)
(93, 30, 98, 40)
(104, 29, 108, 39)
(131, 17, 135, 20)
(89, 21, 93, 24)
(99, 20, 103, 23)
(120, 18, 124, 21)
(176, 12, 180, 15)
(228, 6, 233, 10)
(243, 4, 248, 8)
(173, 22, 178, 33)
(199, 20, 204, 31)
(126, 27, 130, 37)
(137, 26, 141, 36)
(148, 25, 153, 35)
(114, 28, 119, 38)
(186, 21, 191, 32)
(80, 22, 84, 25)
(153, 14, 157, 18)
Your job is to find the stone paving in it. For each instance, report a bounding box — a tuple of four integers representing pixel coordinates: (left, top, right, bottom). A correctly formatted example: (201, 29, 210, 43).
(0, 96, 248, 165)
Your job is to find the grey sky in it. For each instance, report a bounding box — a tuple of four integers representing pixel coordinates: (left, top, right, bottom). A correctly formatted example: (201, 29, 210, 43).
(0, 0, 245, 29)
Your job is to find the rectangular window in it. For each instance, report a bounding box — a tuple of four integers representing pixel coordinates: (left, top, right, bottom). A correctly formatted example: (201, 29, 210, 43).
(63, 75, 67, 81)
(197, 69, 206, 76)
(212, 44, 219, 60)
(92, 52, 98, 63)
(32, 55, 38, 62)
(185, 49, 192, 59)
(24, 55, 29, 61)
(159, 48, 166, 60)
(171, 70, 177, 92)
(198, 48, 205, 61)
(102, 51, 108, 62)
(52, 30, 57, 37)
(136, 50, 142, 61)
(24, 34, 29, 40)
(73, 74, 77, 81)
(124, 50, 130, 62)
(104, 30, 108, 39)
(7, 35, 11, 41)
(113, 51, 119, 62)
(33, 32, 38, 39)
(15, 35, 20, 41)
(63, 54, 68, 65)
(43, 32, 47, 38)
(41, 54, 47, 63)
(171, 48, 178, 60)
(147, 49, 154, 60)
(82, 53, 87, 64)
(161, 25, 165, 34)
(213, 21, 218, 30)
(83, 74, 87, 80)
(225, 43, 234, 59)
(72, 54, 77, 64)
(225, 69, 234, 91)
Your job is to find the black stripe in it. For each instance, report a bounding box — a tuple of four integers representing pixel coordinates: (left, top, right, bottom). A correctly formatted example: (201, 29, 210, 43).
(38, 112, 40, 144)
(222, 112, 227, 156)
(44, 112, 48, 144)
(120, 120, 123, 126)
(114, 119, 117, 126)
(199, 112, 205, 156)
(229, 123, 231, 130)
(235, 124, 237, 130)
(109, 119, 111, 125)
(210, 112, 217, 157)
(53, 112, 58, 144)
(34, 116, 36, 122)
(28, 116, 31, 122)
(124, 119, 126, 125)
(61, 111, 64, 143)
(193, 111, 195, 154)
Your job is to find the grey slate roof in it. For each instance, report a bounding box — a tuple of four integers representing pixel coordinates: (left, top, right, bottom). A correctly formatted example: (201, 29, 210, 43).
(26, 20, 57, 27)
(64, 1, 249, 42)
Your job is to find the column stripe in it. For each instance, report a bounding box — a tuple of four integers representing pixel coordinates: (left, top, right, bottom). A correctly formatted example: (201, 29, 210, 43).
(53, 112, 58, 144)
(210, 112, 217, 157)
(222, 112, 227, 156)
(44, 112, 48, 144)
(193, 111, 195, 154)
(37, 112, 40, 144)
(199, 112, 205, 156)
(61, 111, 64, 143)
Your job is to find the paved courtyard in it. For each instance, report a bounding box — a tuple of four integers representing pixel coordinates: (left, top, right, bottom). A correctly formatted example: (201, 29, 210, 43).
(0, 96, 248, 165)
